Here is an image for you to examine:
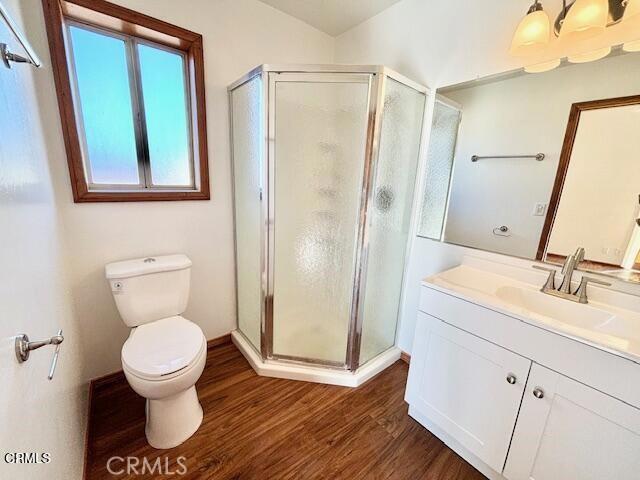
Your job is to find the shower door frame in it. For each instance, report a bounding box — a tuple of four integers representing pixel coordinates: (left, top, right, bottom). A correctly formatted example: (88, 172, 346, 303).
(228, 65, 430, 372)
(266, 71, 377, 369)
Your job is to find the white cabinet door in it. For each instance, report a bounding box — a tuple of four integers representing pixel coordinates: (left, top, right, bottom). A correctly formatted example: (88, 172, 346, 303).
(504, 363, 640, 480)
(406, 312, 531, 472)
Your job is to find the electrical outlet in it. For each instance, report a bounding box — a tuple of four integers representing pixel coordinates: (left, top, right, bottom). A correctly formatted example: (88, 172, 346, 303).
(532, 203, 547, 216)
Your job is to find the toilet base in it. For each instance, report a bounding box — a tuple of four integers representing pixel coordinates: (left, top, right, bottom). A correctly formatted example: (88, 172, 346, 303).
(145, 386, 203, 449)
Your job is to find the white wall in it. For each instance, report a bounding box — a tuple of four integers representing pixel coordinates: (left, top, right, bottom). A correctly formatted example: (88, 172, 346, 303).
(0, 1, 86, 478)
(334, 0, 640, 353)
(547, 104, 640, 265)
(24, 0, 335, 380)
(443, 54, 640, 260)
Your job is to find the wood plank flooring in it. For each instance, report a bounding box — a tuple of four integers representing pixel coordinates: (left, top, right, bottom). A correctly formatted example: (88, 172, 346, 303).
(86, 343, 485, 479)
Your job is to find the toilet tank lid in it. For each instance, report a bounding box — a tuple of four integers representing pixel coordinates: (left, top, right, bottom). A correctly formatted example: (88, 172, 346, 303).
(105, 254, 192, 280)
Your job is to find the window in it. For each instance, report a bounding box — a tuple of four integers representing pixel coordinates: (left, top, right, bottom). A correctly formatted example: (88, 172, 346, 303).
(42, 0, 209, 202)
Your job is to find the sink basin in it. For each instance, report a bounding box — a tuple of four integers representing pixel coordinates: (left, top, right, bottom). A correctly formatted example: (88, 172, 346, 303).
(424, 263, 640, 362)
(494, 285, 640, 343)
(495, 286, 614, 330)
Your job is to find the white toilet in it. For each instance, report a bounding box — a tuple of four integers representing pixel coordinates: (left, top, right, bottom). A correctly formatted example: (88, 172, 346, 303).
(105, 254, 206, 449)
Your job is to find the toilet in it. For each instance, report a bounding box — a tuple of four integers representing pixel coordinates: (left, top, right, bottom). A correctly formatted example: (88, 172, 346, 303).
(105, 254, 206, 449)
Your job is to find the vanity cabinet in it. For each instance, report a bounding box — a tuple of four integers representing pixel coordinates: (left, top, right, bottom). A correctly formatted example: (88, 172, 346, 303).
(406, 312, 531, 472)
(504, 363, 640, 480)
(408, 280, 640, 480)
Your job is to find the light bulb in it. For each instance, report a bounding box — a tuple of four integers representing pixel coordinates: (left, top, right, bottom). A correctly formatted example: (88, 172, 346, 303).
(524, 58, 562, 73)
(559, 0, 609, 43)
(567, 46, 612, 63)
(510, 3, 551, 56)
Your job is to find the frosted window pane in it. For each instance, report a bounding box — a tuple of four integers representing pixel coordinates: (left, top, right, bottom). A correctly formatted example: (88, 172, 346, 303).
(418, 101, 460, 239)
(69, 26, 139, 185)
(138, 44, 192, 186)
(231, 77, 263, 352)
(359, 80, 426, 365)
(272, 79, 369, 363)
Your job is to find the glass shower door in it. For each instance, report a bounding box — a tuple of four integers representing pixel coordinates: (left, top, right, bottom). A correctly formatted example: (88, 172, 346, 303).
(231, 76, 263, 353)
(359, 78, 426, 365)
(269, 73, 371, 364)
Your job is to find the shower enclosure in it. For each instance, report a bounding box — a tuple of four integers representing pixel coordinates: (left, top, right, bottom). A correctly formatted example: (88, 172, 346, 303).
(229, 65, 427, 383)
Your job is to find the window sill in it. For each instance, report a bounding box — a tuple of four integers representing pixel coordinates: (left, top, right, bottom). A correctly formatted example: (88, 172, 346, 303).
(74, 189, 210, 203)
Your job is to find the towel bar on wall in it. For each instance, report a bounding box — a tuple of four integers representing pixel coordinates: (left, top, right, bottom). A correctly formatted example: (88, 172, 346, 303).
(471, 153, 545, 162)
(0, 1, 42, 69)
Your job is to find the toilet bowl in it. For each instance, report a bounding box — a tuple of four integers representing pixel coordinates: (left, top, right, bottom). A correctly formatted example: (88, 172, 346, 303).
(122, 316, 206, 449)
(105, 254, 206, 449)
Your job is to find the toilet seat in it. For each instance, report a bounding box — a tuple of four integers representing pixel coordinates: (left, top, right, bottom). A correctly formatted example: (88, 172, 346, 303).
(122, 316, 205, 381)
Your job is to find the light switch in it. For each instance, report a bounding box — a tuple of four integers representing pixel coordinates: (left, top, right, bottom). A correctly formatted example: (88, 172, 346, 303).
(532, 203, 547, 216)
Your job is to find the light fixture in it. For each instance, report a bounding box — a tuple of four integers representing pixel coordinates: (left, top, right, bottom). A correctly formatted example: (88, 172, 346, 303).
(567, 45, 612, 62)
(510, 0, 636, 73)
(623, 39, 640, 51)
(524, 58, 562, 73)
(559, 0, 610, 42)
(622, 0, 640, 50)
(622, 0, 640, 27)
(510, 1, 552, 56)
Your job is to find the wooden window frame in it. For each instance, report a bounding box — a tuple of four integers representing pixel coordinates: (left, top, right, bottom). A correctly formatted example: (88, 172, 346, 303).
(41, 0, 210, 202)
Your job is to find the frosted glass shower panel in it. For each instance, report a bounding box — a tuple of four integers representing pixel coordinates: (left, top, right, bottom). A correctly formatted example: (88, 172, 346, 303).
(418, 100, 460, 239)
(271, 76, 370, 363)
(359, 79, 426, 364)
(231, 76, 263, 352)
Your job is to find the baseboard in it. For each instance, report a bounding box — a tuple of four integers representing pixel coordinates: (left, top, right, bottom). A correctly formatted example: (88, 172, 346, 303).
(400, 351, 411, 364)
(83, 332, 232, 479)
(207, 333, 232, 350)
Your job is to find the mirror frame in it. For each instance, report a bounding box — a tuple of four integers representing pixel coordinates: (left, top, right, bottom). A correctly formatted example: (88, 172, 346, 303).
(536, 94, 640, 261)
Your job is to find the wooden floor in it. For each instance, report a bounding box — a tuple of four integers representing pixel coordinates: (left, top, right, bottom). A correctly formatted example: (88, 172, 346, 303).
(86, 343, 485, 479)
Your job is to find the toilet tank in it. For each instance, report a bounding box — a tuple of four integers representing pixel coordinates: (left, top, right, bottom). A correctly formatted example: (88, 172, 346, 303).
(105, 254, 192, 327)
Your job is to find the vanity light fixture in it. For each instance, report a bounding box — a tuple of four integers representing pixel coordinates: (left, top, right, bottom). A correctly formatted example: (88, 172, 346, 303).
(622, 0, 640, 51)
(567, 45, 612, 61)
(559, 0, 609, 42)
(510, 1, 552, 56)
(623, 39, 640, 50)
(511, 0, 638, 72)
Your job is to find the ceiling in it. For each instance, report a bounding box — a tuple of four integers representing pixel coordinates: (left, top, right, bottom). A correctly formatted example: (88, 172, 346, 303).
(257, 0, 404, 36)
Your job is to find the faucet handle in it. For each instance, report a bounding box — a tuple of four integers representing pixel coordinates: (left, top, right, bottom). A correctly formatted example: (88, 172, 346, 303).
(573, 247, 585, 263)
(575, 276, 612, 303)
(532, 265, 556, 291)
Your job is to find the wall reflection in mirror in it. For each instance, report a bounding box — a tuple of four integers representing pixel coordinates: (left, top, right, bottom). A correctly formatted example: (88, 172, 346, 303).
(418, 51, 640, 284)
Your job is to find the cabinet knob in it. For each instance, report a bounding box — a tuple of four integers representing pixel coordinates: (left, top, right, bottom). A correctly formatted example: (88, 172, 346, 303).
(506, 374, 517, 384)
(533, 387, 545, 399)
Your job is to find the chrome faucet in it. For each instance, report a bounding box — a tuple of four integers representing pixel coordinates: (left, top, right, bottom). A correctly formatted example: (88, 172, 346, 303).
(533, 247, 610, 304)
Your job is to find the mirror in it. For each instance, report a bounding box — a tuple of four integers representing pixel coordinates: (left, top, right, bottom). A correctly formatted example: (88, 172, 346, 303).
(418, 51, 640, 283)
